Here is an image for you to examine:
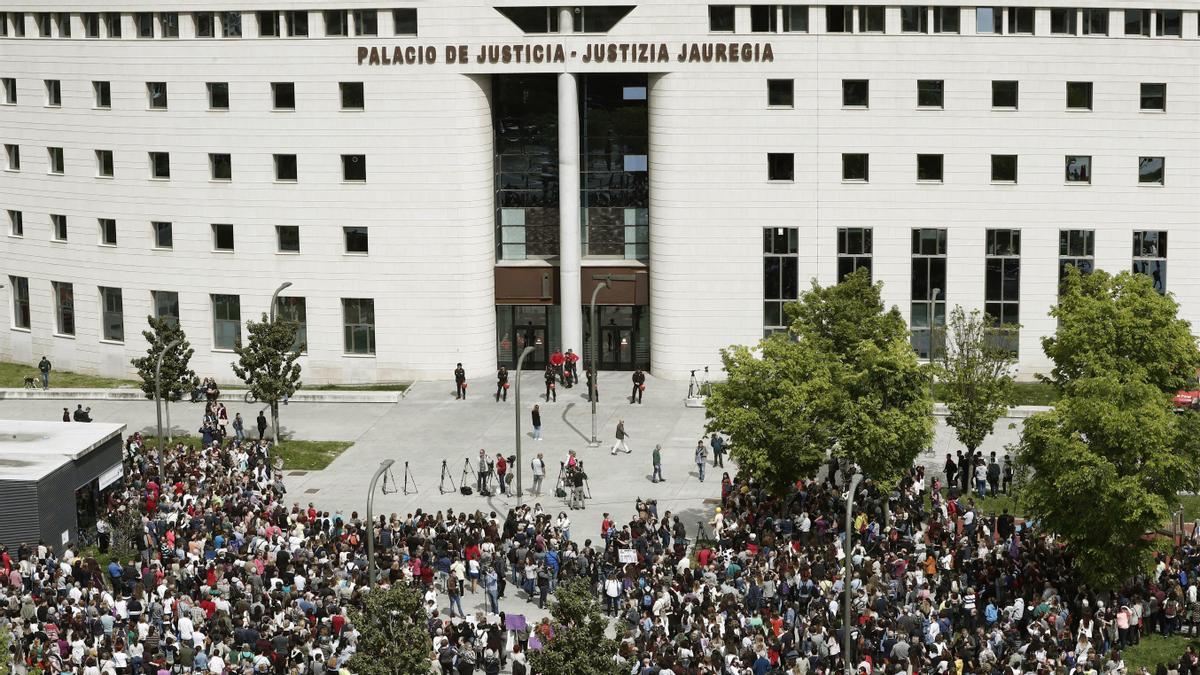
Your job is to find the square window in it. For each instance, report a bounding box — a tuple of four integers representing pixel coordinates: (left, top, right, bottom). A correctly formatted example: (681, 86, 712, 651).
(212, 223, 234, 251)
(276, 225, 300, 253)
(976, 7, 999, 33)
(34, 12, 50, 37)
(783, 5, 808, 32)
(83, 13, 101, 38)
(93, 81, 111, 108)
(135, 12, 154, 38)
(916, 154, 943, 182)
(342, 155, 367, 182)
(842, 153, 869, 181)
(709, 5, 735, 31)
(826, 5, 852, 32)
(767, 153, 794, 181)
(858, 6, 885, 32)
(324, 10, 348, 36)
(257, 10, 280, 37)
(340, 82, 365, 110)
(1066, 81, 1093, 110)
(750, 5, 778, 32)
(152, 221, 173, 249)
(991, 154, 1018, 182)
(343, 226, 369, 254)
(1007, 7, 1034, 33)
(2, 78, 16, 105)
(1082, 8, 1108, 35)
(210, 154, 232, 181)
(9, 210, 23, 237)
(194, 12, 215, 38)
(99, 218, 117, 246)
(149, 152, 170, 179)
(1065, 155, 1091, 183)
(1049, 8, 1077, 34)
(274, 154, 298, 181)
(1124, 8, 1150, 36)
(207, 82, 229, 110)
(393, 8, 418, 35)
(768, 79, 794, 107)
(4, 144, 19, 171)
(842, 79, 869, 107)
(1140, 83, 1165, 111)
(104, 12, 121, 38)
(901, 6, 929, 33)
(352, 9, 377, 36)
(272, 82, 295, 110)
(285, 10, 309, 36)
(51, 214, 67, 241)
(221, 11, 242, 37)
(47, 147, 64, 174)
(1156, 9, 1181, 37)
(160, 12, 179, 38)
(992, 80, 1018, 109)
(44, 80, 61, 107)
(96, 150, 114, 177)
(917, 79, 944, 108)
(147, 82, 168, 109)
(1139, 156, 1164, 185)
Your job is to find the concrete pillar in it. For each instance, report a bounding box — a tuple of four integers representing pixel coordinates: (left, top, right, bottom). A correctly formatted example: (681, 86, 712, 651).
(557, 6, 582, 357)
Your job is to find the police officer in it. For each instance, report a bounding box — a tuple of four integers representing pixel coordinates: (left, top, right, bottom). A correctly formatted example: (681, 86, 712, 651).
(586, 367, 598, 402)
(454, 363, 467, 400)
(544, 364, 556, 402)
(496, 366, 509, 402)
(631, 369, 646, 404)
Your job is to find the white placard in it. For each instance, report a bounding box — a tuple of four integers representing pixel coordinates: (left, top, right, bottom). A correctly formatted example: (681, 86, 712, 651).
(618, 549, 637, 564)
(98, 463, 124, 490)
(61, 530, 69, 545)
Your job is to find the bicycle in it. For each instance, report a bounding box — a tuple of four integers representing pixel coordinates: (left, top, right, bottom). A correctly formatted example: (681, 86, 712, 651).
(243, 390, 258, 403)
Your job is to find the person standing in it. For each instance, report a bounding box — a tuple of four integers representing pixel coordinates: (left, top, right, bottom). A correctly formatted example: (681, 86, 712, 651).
(651, 444, 664, 483)
(37, 356, 51, 390)
(585, 367, 598, 402)
(987, 454, 1001, 496)
(477, 449, 490, 494)
(256, 411, 268, 441)
(232, 413, 245, 442)
(565, 348, 579, 385)
(454, 363, 467, 400)
(695, 440, 708, 482)
(631, 369, 646, 404)
(974, 457, 988, 496)
(543, 365, 556, 402)
(531, 404, 542, 441)
(495, 366, 509, 402)
(944, 453, 957, 494)
(530, 452, 546, 495)
(495, 454, 508, 495)
(62, 407, 70, 423)
(549, 348, 565, 387)
(710, 432, 725, 468)
(611, 420, 630, 455)
(96, 516, 111, 554)
(1002, 455, 1014, 494)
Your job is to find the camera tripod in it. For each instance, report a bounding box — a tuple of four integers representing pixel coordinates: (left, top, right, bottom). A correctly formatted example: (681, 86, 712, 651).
(439, 459, 457, 494)
(460, 458, 475, 491)
(554, 460, 592, 499)
(402, 461, 418, 495)
(380, 462, 399, 495)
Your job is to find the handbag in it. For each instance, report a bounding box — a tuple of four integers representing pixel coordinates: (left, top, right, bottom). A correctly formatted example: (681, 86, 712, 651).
(638, 384, 646, 391)
(461, 486, 473, 496)
(555, 488, 567, 498)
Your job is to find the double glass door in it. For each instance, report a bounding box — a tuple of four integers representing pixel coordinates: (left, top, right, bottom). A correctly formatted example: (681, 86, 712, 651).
(496, 305, 560, 369)
(583, 305, 649, 371)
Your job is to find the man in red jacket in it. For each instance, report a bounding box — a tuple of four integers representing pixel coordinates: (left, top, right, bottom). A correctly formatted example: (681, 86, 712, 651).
(549, 348, 565, 387)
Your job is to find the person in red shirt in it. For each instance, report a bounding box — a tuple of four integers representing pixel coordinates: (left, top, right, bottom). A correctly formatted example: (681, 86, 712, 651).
(495, 454, 508, 495)
(549, 349, 565, 386)
(564, 348, 580, 386)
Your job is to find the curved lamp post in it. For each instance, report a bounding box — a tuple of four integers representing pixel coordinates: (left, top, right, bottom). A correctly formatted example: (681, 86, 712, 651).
(266, 281, 293, 446)
(589, 273, 636, 444)
(514, 345, 535, 504)
(366, 459, 395, 586)
(155, 338, 182, 469)
(843, 471, 863, 675)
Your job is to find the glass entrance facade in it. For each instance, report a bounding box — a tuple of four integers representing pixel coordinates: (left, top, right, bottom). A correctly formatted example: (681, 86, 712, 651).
(582, 305, 650, 370)
(496, 305, 561, 369)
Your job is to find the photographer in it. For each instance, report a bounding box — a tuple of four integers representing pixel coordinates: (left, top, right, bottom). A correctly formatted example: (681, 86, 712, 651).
(568, 463, 587, 511)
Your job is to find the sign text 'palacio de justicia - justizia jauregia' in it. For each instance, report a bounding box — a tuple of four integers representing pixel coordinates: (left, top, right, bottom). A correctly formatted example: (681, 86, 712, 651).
(357, 41, 776, 66)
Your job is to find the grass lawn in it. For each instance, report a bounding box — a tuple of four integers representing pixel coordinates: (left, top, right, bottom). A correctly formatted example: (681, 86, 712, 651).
(924, 488, 1023, 518)
(934, 381, 1059, 407)
(0, 360, 138, 389)
(1181, 495, 1200, 522)
(141, 435, 352, 471)
(1123, 634, 1199, 671)
(307, 382, 409, 392)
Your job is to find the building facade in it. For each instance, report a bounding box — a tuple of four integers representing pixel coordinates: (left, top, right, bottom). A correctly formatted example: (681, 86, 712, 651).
(0, 1, 1196, 382)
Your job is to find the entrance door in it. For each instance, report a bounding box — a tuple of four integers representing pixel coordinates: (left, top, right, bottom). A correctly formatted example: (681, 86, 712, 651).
(601, 325, 632, 370)
(497, 305, 558, 369)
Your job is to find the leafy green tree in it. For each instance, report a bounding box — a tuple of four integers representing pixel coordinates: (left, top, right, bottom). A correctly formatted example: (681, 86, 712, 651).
(529, 578, 624, 675)
(1044, 269, 1198, 392)
(130, 315, 198, 441)
(345, 585, 431, 675)
(231, 313, 302, 445)
(935, 306, 1016, 454)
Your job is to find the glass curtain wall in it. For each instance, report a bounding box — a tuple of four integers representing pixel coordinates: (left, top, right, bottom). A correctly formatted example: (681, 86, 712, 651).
(495, 75, 560, 261)
(580, 74, 649, 261)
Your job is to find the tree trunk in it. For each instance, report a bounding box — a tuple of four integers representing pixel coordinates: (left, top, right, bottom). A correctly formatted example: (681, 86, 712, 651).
(272, 401, 280, 446)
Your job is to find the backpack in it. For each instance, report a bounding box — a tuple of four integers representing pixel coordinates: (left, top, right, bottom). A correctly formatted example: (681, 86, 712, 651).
(438, 647, 457, 667)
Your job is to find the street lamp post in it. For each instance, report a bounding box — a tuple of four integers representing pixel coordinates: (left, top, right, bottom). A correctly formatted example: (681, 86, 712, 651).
(269, 281, 293, 322)
(365, 459, 395, 587)
(928, 287, 941, 360)
(267, 281, 293, 446)
(155, 338, 182, 470)
(514, 345, 535, 504)
(589, 273, 637, 445)
(843, 471, 863, 675)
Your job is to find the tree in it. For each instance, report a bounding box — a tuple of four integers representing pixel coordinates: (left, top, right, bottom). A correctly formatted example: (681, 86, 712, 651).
(1043, 269, 1198, 392)
(935, 306, 1016, 455)
(231, 313, 302, 445)
(130, 315, 198, 441)
(528, 578, 624, 675)
(344, 585, 431, 675)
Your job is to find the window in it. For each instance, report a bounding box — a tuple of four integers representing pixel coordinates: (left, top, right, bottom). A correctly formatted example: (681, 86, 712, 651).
(276, 225, 300, 253)
(212, 294, 241, 349)
(99, 218, 117, 246)
(767, 153, 794, 181)
(152, 221, 173, 249)
(768, 79, 794, 107)
(93, 81, 111, 108)
(1141, 83, 1166, 111)
(1050, 8, 1077, 34)
(10, 276, 30, 329)
(783, 5, 808, 31)
(342, 298, 376, 354)
(1006, 6, 1034, 33)
(47, 147, 64, 175)
(160, 12, 179, 38)
(991, 154, 1018, 182)
(352, 9, 378, 35)
(342, 155, 367, 182)
(272, 82, 295, 110)
(96, 150, 114, 177)
(52, 281, 75, 336)
(901, 6, 928, 32)
(285, 10, 309, 36)
(340, 82, 364, 110)
(44, 80, 60, 107)
(34, 12, 50, 37)
(207, 82, 229, 110)
(10, 12, 23, 37)
(195, 12, 215, 38)
(221, 11, 242, 37)
(275, 296, 308, 352)
(343, 226, 369, 254)
(837, 227, 873, 282)
(135, 12, 153, 38)
(826, 5, 852, 32)
(51, 214, 67, 241)
(212, 224, 234, 251)
(750, 5, 778, 32)
(992, 80, 1018, 109)
(149, 152, 170, 179)
(1124, 9, 1150, 36)
(976, 6, 999, 32)
(1059, 230, 1095, 283)
(917, 154, 943, 182)
(257, 10, 279, 37)
(324, 10, 348, 36)
(842, 79, 869, 107)
(1065, 155, 1091, 183)
(393, 8, 418, 35)
(911, 228, 947, 359)
(0, 12, 9, 37)
(153, 290, 179, 324)
(1, 78, 16, 105)
(4, 144, 18, 171)
(104, 12, 121, 38)
(8, 210, 22, 237)
(1133, 231, 1167, 294)
(917, 79, 944, 108)
(100, 287, 123, 341)
(147, 82, 168, 109)
(985, 229, 1021, 354)
(1066, 81, 1092, 110)
(1139, 156, 1165, 185)
(763, 227, 798, 336)
(274, 154, 298, 181)
(858, 6, 885, 32)
(842, 153, 869, 181)
(1082, 8, 1107, 34)
(933, 6, 959, 32)
(1156, 9, 1181, 37)
(81, 12, 100, 37)
(209, 154, 232, 181)
(709, 5, 735, 31)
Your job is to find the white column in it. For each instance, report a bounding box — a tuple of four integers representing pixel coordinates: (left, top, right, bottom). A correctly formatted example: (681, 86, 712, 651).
(557, 6, 582, 357)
